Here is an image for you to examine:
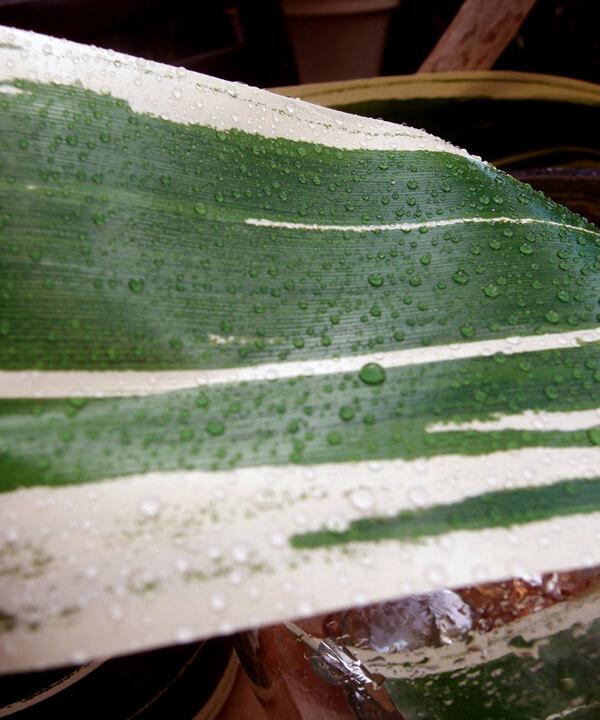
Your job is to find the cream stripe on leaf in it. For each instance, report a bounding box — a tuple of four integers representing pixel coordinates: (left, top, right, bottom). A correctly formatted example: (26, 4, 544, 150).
(245, 215, 600, 237)
(2, 476, 599, 673)
(0, 325, 598, 398)
(0, 28, 464, 155)
(427, 407, 600, 433)
(1, 26, 600, 676)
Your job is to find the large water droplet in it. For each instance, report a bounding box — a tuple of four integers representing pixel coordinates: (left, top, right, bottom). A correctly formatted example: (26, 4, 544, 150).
(368, 273, 384, 288)
(483, 285, 499, 298)
(452, 269, 469, 285)
(207, 420, 225, 436)
(349, 488, 374, 511)
(359, 363, 386, 385)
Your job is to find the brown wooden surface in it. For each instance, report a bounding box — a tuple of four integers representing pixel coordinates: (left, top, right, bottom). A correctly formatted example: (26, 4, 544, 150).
(419, 0, 537, 73)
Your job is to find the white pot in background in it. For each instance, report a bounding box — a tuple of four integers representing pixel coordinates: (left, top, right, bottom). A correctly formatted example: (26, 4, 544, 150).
(282, 0, 401, 83)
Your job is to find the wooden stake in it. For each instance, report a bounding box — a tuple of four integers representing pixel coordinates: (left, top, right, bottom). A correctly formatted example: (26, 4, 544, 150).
(418, 0, 537, 73)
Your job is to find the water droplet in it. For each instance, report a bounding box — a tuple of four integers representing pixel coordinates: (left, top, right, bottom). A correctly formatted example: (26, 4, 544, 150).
(208, 546, 222, 561)
(175, 558, 189, 573)
(207, 420, 225, 436)
(326, 431, 342, 446)
(210, 592, 226, 611)
(68, 397, 87, 410)
(518, 242, 533, 255)
(229, 570, 243, 585)
(175, 626, 193, 643)
(297, 600, 314, 617)
(408, 486, 428, 507)
(339, 405, 354, 421)
(368, 273, 384, 287)
(483, 285, 499, 298)
(71, 650, 89, 665)
(349, 488, 374, 511)
(359, 362, 386, 385)
(108, 604, 123, 621)
(231, 544, 249, 563)
(139, 497, 161, 518)
(195, 393, 209, 409)
(128, 278, 144, 294)
(425, 564, 446, 585)
(452, 269, 469, 285)
(270, 531, 286, 547)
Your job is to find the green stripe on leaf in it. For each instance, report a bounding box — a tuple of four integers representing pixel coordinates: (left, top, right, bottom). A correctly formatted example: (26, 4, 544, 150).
(1, 81, 598, 371)
(291, 476, 600, 548)
(1, 344, 599, 492)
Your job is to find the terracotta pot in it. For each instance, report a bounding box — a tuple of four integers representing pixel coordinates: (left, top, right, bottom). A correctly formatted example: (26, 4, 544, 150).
(282, 0, 400, 83)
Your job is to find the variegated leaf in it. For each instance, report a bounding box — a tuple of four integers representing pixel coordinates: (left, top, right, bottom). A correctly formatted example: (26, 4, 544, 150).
(0, 27, 599, 672)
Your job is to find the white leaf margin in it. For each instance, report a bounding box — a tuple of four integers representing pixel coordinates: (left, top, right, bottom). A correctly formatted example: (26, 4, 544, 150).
(0, 26, 469, 155)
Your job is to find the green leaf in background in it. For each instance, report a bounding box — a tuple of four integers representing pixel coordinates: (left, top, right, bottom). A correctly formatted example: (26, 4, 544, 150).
(0, 28, 600, 677)
(384, 598, 600, 720)
(276, 71, 600, 169)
